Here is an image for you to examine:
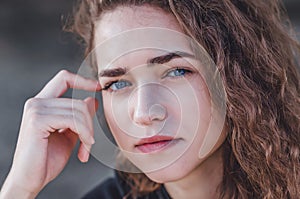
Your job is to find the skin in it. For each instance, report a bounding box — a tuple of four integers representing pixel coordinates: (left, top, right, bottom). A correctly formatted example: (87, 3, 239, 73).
(96, 6, 227, 199)
(0, 5, 227, 199)
(0, 70, 100, 198)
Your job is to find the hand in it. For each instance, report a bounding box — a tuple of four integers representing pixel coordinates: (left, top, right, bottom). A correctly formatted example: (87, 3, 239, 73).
(0, 70, 101, 198)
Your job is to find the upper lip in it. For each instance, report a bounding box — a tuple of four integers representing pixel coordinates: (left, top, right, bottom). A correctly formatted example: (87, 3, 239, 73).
(135, 135, 174, 146)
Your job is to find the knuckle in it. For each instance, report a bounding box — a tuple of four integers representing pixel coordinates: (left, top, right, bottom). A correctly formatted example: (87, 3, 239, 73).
(73, 109, 85, 121)
(23, 99, 47, 129)
(82, 102, 89, 113)
(58, 69, 70, 77)
(76, 100, 89, 114)
(27, 112, 44, 129)
(63, 115, 75, 128)
(72, 115, 92, 137)
(56, 70, 71, 82)
(24, 98, 40, 110)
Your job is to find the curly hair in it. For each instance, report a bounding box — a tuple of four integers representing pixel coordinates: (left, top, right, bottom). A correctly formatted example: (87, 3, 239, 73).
(65, 0, 300, 198)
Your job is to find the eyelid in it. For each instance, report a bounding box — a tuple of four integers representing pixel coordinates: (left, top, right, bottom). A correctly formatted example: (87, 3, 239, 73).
(103, 80, 117, 90)
(100, 76, 121, 90)
(163, 66, 194, 78)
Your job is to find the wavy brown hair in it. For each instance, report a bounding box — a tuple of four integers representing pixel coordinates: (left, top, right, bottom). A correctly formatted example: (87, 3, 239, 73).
(66, 0, 300, 198)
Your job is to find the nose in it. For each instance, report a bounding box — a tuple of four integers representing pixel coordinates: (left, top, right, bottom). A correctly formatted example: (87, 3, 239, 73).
(129, 84, 167, 126)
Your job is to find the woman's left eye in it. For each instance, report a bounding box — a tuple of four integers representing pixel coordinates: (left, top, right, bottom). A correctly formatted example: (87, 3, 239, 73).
(166, 68, 192, 77)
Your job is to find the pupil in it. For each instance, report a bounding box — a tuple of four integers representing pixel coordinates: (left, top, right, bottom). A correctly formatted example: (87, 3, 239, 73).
(176, 69, 185, 76)
(117, 82, 124, 88)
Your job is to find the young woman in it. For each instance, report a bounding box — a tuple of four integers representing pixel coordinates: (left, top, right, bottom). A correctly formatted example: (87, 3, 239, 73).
(1, 0, 299, 198)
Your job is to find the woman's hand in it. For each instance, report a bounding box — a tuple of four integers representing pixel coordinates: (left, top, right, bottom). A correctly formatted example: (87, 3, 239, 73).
(0, 70, 101, 198)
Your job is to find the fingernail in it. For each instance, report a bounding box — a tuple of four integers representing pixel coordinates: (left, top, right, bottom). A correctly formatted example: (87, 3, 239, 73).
(90, 136, 95, 145)
(58, 129, 65, 133)
(83, 145, 91, 162)
(85, 152, 90, 162)
(81, 151, 89, 163)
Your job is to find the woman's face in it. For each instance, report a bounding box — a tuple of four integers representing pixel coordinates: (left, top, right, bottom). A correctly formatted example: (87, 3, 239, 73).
(95, 5, 226, 183)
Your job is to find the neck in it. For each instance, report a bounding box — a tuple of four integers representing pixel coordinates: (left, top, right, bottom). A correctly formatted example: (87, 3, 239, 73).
(164, 147, 224, 199)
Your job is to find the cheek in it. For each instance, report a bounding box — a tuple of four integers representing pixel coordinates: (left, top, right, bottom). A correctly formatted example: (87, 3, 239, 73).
(176, 78, 214, 157)
(102, 93, 114, 130)
(172, 78, 212, 141)
(102, 94, 131, 149)
(193, 81, 227, 159)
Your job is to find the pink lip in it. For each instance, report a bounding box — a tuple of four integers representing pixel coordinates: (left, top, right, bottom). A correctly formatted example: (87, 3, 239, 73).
(135, 135, 176, 153)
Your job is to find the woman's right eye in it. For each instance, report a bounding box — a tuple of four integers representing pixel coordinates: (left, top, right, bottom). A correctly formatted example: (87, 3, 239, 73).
(104, 80, 132, 91)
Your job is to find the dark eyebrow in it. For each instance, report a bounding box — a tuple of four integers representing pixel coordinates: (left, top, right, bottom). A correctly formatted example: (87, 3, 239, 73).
(98, 67, 126, 78)
(98, 51, 194, 78)
(147, 51, 195, 65)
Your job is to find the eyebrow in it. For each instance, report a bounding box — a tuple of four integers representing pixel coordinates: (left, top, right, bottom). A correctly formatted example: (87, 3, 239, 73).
(99, 67, 126, 78)
(98, 51, 195, 78)
(148, 51, 194, 65)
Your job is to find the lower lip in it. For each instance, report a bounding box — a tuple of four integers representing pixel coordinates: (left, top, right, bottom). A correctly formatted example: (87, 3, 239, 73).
(136, 139, 178, 153)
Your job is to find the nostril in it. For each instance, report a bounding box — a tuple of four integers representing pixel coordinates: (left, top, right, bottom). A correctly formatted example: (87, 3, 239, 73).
(149, 104, 167, 121)
(133, 112, 152, 126)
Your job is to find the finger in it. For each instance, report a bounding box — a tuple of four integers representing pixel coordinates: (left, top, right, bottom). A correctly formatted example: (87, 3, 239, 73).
(78, 142, 91, 163)
(31, 98, 96, 138)
(77, 97, 99, 162)
(34, 98, 95, 119)
(35, 70, 101, 99)
(35, 106, 92, 134)
(33, 106, 74, 116)
(35, 98, 82, 109)
(84, 97, 99, 117)
(35, 114, 95, 146)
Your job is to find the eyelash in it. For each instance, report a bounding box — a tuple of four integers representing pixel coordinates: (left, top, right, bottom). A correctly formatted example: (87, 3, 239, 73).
(102, 67, 194, 91)
(164, 67, 193, 78)
(103, 80, 119, 90)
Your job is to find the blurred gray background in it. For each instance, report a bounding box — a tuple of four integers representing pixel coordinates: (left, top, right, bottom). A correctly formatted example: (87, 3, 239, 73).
(0, 0, 299, 198)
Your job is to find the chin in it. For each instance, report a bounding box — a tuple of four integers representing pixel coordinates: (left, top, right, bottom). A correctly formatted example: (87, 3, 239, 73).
(143, 158, 200, 183)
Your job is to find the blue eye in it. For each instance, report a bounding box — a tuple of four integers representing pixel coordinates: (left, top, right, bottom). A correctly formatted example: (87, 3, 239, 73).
(166, 68, 191, 77)
(105, 80, 131, 91)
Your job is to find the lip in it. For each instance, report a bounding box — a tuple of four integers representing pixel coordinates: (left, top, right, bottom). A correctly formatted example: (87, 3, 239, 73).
(135, 135, 177, 153)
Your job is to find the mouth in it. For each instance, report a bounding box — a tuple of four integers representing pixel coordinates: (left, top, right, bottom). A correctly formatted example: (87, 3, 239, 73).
(135, 135, 178, 153)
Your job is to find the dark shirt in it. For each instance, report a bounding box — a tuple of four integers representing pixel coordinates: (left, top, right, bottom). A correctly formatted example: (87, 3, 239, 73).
(82, 172, 171, 199)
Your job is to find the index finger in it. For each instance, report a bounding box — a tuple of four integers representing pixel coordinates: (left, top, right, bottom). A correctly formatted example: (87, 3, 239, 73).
(35, 70, 101, 98)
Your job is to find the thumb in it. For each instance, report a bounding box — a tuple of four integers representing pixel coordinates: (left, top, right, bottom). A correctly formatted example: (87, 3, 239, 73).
(84, 97, 99, 117)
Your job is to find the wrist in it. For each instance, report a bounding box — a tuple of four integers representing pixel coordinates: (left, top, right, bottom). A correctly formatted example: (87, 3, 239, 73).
(0, 175, 39, 199)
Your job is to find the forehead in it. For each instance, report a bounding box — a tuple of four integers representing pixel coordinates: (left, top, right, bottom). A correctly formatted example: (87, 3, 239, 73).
(93, 5, 194, 71)
(94, 5, 184, 46)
